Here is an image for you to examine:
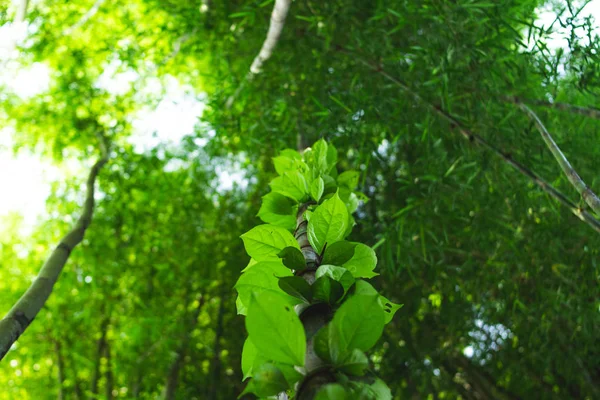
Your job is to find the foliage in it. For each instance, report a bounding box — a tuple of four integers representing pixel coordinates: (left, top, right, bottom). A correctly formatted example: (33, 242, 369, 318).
(0, 0, 599, 399)
(236, 141, 401, 398)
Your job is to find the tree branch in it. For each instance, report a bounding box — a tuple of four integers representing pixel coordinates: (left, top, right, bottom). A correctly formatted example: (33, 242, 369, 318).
(350, 55, 600, 234)
(249, 0, 292, 74)
(62, 0, 106, 36)
(226, 0, 292, 108)
(15, 0, 30, 23)
(507, 96, 600, 120)
(0, 133, 110, 361)
(518, 103, 600, 215)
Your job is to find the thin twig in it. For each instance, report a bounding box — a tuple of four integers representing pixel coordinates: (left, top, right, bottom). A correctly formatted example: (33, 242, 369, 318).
(518, 103, 600, 215)
(0, 133, 110, 360)
(350, 55, 600, 234)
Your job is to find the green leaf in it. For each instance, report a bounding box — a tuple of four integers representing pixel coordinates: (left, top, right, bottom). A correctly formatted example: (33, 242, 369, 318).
(365, 379, 392, 400)
(239, 363, 289, 398)
(315, 383, 350, 400)
(312, 276, 344, 304)
(346, 192, 359, 213)
(326, 144, 338, 172)
(241, 338, 267, 380)
(321, 241, 357, 266)
(307, 193, 349, 253)
(246, 291, 306, 366)
(379, 294, 403, 324)
(337, 349, 369, 376)
(241, 224, 299, 261)
(278, 246, 306, 271)
(354, 280, 403, 324)
(235, 261, 298, 315)
(332, 294, 385, 355)
(241, 258, 258, 273)
(311, 139, 330, 175)
(343, 243, 378, 279)
(313, 324, 335, 363)
(278, 276, 312, 303)
(276, 362, 303, 387)
(273, 149, 304, 175)
(322, 175, 337, 195)
(310, 176, 325, 202)
(270, 171, 308, 201)
(315, 265, 355, 292)
(338, 170, 360, 190)
(257, 192, 298, 230)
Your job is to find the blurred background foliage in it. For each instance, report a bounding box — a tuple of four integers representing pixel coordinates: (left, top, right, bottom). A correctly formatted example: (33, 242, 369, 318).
(0, 0, 599, 399)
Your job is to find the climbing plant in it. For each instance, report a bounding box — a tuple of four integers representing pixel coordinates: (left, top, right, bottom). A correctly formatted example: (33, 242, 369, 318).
(236, 139, 401, 399)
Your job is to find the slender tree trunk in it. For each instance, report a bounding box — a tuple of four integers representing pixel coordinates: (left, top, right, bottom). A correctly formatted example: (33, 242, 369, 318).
(16, 0, 29, 22)
(0, 134, 109, 360)
(105, 341, 114, 400)
(91, 316, 110, 396)
(207, 290, 226, 399)
(54, 340, 66, 400)
(162, 294, 205, 400)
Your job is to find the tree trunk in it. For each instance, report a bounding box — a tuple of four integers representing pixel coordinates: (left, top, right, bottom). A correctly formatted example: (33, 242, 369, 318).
(0, 134, 108, 360)
(54, 340, 65, 400)
(105, 341, 114, 400)
(162, 294, 205, 400)
(91, 316, 110, 395)
(207, 290, 226, 399)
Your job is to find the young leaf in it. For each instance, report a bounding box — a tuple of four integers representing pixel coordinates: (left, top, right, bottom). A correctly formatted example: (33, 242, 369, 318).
(354, 280, 403, 324)
(315, 265, 355, 293)
(241, 338, 267, 380)
(313, 324, 335, 363)
(321, 241, 357, 266)
(241, 224, 299, 261)
(332, 294, 385, 355)
(307, 193, 349, 253)
(235, 261, 298, 315)
(326, 143, 338, 171)
(258, 192, 298, 230)
(239, 363, 289, 398)
(337, 348, 369, 376)
(273, 149, 303, 175)
(322, 175, 338, 195)
(246, 291, 306, 366)
(315, 383, 350, 400)
(275, 362, 304, 387)
(278, 246, 306, 271)
(342, 243, 378, 279)
(365, 378, 392, 400)
(241, 258, 258, 273)
(278, 276, 313, 303)
(338, 170, 360, 191)
(379, 295, 403, 325)
(310, 176, 325, 202)
(311, 139, 330, 176)
(346, 192, 359, 213)
(312, 276, 344, 304)
(270, 171, 308, 201)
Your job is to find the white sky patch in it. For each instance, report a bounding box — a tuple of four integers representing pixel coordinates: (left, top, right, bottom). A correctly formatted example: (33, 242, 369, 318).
(0, 131, 62, 230)
(531, 0, 600, 51)
(128, 76, 206, 152)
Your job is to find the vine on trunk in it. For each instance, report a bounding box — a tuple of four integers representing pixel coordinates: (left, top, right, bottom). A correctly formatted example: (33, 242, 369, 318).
(236, 140, 401, 399)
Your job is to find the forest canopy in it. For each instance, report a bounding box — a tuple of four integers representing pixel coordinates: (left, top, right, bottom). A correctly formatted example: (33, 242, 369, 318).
(0, 0, 599, 399)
